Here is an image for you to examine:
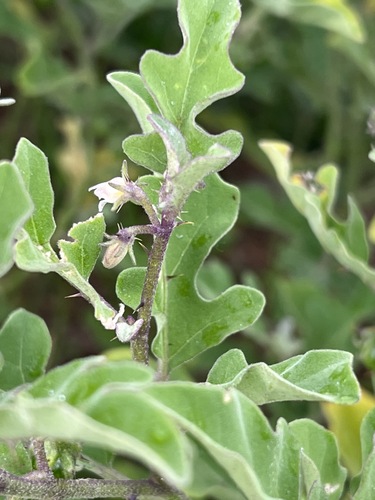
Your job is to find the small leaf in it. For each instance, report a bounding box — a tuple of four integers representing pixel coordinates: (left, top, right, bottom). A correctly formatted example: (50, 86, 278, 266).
(123, 133, 166, 174)
(58, 214, 105, 280)
(208, 349, 360, 405)
(14, 230, 119, 332)
(0, 309, 52, 391)
(287, 419, 346, 499)
(107, 72, 159, 133)
(148, 114, 191, 177)
(45, 440, 81, 479)
(270, 418, 346, 500)
(0, 441, 32, 475)
(13, 138, 56, 245)
(353, 409, 375, 499)
(260, 141, 375, 289)
(0, 162, 33, 277)
(14, 229, 62, 273)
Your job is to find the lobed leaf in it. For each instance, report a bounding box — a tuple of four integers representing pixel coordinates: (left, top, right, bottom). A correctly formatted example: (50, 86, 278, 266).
(109, 0, 244, 174)
(0, 309, 51, 391)
(260, 141, 375, 290)
(0, 161, 33, 277)
(13, 138, 56, 245)
(58, 214, 106, 280)
(116, 175, 265, 370)
(207, 348, 360, 405)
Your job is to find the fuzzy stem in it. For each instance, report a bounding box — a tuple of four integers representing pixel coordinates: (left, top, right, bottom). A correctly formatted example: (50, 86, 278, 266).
(0, 470, 187, 499)
(131, 225, 173, 364)
(31, 439, 53, 478)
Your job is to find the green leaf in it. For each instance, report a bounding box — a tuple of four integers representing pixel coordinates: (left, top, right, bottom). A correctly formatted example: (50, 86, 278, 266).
(14, 229, 62, 273)
(358, 407, 375, 471)
(0, 161, 33, 277)
(58, 214, 105, 280)
(353, 448, 375, 500)
(148, 114, 192, 177)
(28, 356, 154, 405)
(287, 419, 346, 499)
(353, 408, 375, 499)
(0, 441, 33, 475)
(123, 132, 166, 174)
(252, 0, 364, 42)
(110, 0, 244, 173)
(9, 358, 190, 486)
(207, 348, 360, 405)
(0, 309, 52, 391)
(260, 141, 375, 289)
(147, 113, 235, 210)
(145, 383, 345, 499)
(14, 231, 119, 333)
(145, 383, 276, 499)
(13, 138, 56, 245)
(45, 440, 81, 479)
(187, 438, 246, 500)
(107, 72, 159, 133)
(0, 395, 190, 488)
(140, 0, 244, 145)
(116, 175, 265, 371)
(270, 418, 346, 500)
(2, 360, 346, 498)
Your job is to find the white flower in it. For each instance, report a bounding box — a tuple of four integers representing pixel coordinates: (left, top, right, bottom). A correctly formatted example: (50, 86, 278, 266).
(89, 177, 129, 212)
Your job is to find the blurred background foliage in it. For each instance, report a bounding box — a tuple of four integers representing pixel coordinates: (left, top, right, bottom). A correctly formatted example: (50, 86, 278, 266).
(1, 0, 375, 430)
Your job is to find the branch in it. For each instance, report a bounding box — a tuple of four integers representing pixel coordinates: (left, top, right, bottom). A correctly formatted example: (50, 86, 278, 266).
(0, 470, 187, 499)
(131, 224, 173, 364)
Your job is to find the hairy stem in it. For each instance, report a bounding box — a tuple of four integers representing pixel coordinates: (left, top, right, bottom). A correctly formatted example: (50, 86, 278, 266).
(131, 225, 172, 364)
(31, 439, 53, 478)
(0, 470, 187, 499)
